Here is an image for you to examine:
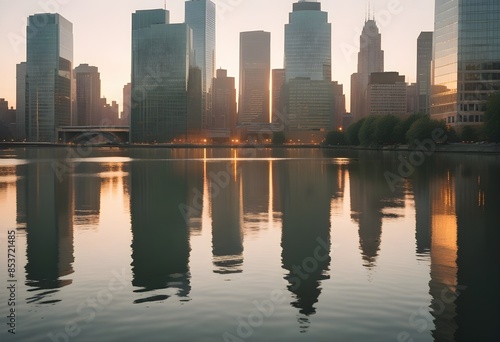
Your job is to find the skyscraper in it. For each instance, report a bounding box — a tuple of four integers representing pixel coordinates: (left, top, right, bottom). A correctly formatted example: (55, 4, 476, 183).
(16, 62, 26, 140)
(121, 83, 131, 125)
(211, 69, 237, 134)
(417, 32, 433, 114)
(350, 18, 384, 122)
(131, 9, 194, 143)
(272, 69, 286, 117)
(185, 0, 216, 130)
(26, 13, 73, 142)
(431, 0, 500, 127)
(239, 31, 271, 124)
(284, 0, 332, 81)
(283, 1, 335, 141)
(74, 64, 101, 126)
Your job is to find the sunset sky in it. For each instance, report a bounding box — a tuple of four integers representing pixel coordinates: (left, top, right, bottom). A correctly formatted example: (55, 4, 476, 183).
(0, 0, 434, 112)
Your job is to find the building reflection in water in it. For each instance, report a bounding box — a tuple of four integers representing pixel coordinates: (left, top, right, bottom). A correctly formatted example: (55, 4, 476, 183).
(209, 158, 244, 274)
(349, 153, 404, 268)
(279, 157, 331, 332)
(453, 157, 500, 341)
(73, 162, 101, 226)
(129, 149, 191, 304)
(428, 165, 459, 341)
(413, 155, 500, 341)
(21, 149, 75, 304)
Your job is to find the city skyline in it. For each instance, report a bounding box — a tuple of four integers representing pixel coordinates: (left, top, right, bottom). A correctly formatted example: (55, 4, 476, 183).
(0, 0, 435, 112)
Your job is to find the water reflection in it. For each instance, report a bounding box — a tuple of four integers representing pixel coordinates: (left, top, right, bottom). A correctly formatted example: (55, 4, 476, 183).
(453, 156, 500, 341)
(0, 148, 499, 341)
(73, 162, 101, 226)
(209, 160, 244, 274)
(349, 153, 405, 268)
(22, 149, 74, 304)
(129, 150, 191, 303)
(279, 159, 332, 331)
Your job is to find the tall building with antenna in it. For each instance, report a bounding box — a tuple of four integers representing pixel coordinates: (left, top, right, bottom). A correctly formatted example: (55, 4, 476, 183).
(350, 8, 384, 122)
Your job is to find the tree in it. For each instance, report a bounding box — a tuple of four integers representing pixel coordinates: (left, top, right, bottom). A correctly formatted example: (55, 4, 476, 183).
(392, 114, 424, 144)
(346, 118, 365, 145)
(460, 125, 479, 143)
(483, 92, 500, 142)
(272, 131, 286, 145)
(406, 117, 447, 146)
(358, 115, 378, 146)
(374, 115, 400, 145)
(324, 130, 346, 146)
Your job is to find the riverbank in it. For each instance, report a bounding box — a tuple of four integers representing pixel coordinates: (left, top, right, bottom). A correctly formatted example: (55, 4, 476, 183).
(1, 142, 500, 154)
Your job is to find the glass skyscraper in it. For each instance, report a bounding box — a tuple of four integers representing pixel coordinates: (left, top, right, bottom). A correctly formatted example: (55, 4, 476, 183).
(131, 9, 194, 143)
(26, 14, 73, 142)
(417, 32, 433, 115)
(239, 31, 271, 124)
(283, 1, 334, 141)
(431, 0, 500, 126)
(185, 0, 216, 129)
(284, 0, 331, 81)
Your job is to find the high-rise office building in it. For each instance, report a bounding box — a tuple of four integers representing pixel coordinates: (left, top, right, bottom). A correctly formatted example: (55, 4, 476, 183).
(131, 9, 195, 143)
(121, 83, 131, 125)
(407, 82, 419, 114)
(16, 62, 26, 140)
(272, 69, 286, 118)
(417, 32, 433, 114)
(332, 81, 346, 131)
(283, 79, 334, 141)
(211, 69, 236, 134)
(26, 13, 73, 142)
(367, 72, 407, 117)
(431, 0, 500, 127)
(283, 1, 335, 141)
(239, 31, 271, 124)
(350, 18, 384, 121)
(284, 0, 331, 81)
(74, 64, 101, 126)
(185, 0, 216, 129)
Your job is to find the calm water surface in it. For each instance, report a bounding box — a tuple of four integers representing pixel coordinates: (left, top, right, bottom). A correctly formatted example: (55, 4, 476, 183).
(0, 147, 499, 342)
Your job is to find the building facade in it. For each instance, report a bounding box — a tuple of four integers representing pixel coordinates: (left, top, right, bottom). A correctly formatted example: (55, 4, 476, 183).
(417, 32, 433, 114)
(350, 19, 384, 122)
(283, 78, 334, 141)
(238, 31, 271, 125)
(431, 0, 500, 127)
(211, 69, 236, 133)
(16, 62, 26, 140)
(131, 9, 195, 143)
(74, 64, 101, 126)
(272, 69, 286, 119)
(185, 0, 216, 129)
(367, 72, 407, 116)
(26, 13, 73, 142)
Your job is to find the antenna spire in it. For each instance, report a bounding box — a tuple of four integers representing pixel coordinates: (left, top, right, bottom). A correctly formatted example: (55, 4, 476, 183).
(164, 0, 166, 10)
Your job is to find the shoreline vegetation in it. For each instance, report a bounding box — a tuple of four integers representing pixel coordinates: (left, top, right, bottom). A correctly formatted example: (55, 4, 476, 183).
(1, 142, 499, 154)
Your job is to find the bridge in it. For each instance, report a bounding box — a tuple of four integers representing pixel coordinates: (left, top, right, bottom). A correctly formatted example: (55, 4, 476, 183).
(57, 126, 129, 144)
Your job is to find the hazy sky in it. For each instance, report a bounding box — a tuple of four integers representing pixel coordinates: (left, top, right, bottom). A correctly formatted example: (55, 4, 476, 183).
(0, 0, 434, 112)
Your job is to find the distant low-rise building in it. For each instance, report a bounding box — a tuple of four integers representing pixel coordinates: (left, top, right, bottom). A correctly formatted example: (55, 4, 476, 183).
(367, 72, 407, 117)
